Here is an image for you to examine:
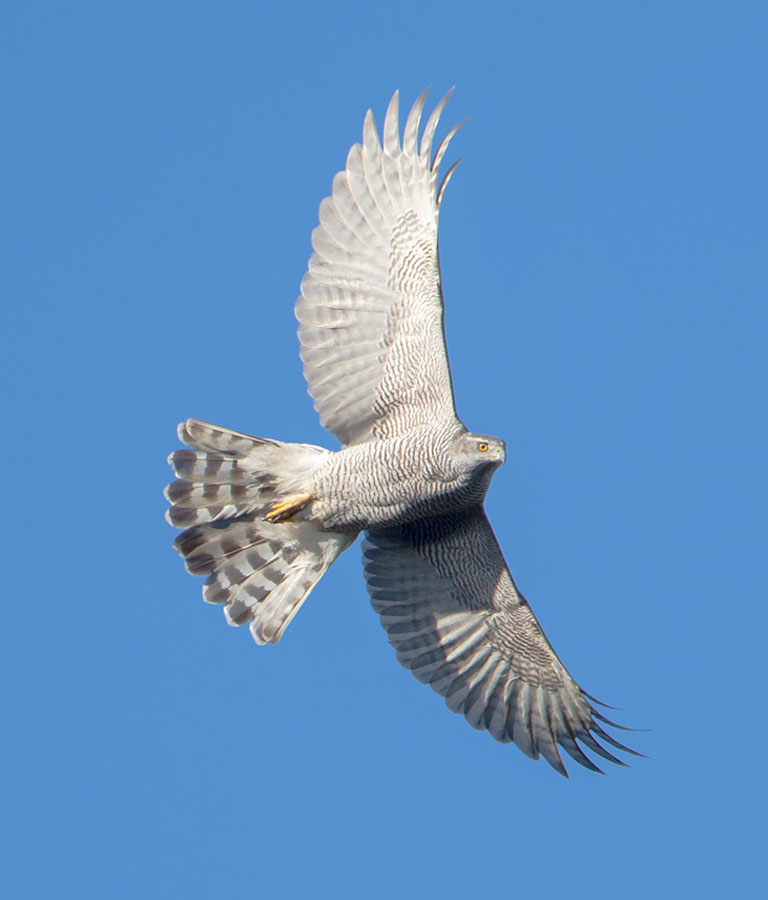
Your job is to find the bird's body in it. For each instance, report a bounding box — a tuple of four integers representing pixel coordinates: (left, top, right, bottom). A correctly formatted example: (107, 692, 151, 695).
(165, 90, 638, 775)
(308, 426, 504, 532)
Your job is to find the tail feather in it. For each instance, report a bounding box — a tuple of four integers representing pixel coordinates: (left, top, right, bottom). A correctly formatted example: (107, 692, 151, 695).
(168, 449, 265, 485)
(173, 521, 268, 574)
(199, 519, 351, 642)
(166, 419, 354, 644)
(176, 419, 275, 456)
(165, 418, 329, 528)
(165, 477, 277, 511)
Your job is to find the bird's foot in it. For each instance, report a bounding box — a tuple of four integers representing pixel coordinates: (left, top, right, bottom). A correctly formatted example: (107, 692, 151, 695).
(265, 492, 312, 523)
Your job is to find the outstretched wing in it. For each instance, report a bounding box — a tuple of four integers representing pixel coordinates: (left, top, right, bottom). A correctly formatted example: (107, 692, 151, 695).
(363, 509, 639, 776)
(295, 89, 463, 447)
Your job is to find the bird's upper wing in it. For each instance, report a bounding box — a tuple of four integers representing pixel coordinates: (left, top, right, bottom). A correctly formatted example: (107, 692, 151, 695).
(295, 90, 463, 447)
(363, 509, 638, 776)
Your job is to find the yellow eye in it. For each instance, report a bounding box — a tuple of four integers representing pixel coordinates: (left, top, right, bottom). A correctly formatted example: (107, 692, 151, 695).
(478, 441, 489, 452)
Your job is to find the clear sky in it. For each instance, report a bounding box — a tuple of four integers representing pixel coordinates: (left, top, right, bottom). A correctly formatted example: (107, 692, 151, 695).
(3, 2, 766, 898)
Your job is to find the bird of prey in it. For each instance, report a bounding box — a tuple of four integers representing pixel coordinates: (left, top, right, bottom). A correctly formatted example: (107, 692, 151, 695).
(165, 89, 638, 776)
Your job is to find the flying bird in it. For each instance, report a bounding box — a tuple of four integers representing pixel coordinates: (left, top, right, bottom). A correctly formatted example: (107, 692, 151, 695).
(165, 90, 639, 776)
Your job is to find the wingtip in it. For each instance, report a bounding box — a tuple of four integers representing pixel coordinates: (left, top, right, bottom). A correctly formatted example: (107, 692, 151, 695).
(419, 88, 455, 160)
(436, 158, 462, 208)
(581, 689, 625, 711)
(383, 90, 400, 154)
(403, 88, 430, 156)
(548, 751, 570, 779)
(362, 108, 380, 152)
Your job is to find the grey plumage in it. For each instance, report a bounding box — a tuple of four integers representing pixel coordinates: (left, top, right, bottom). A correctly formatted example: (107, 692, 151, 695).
(167, 420, 352, 643)
(165, 90, 639, 775)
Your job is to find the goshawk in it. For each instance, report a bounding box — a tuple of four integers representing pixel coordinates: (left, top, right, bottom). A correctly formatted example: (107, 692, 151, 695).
(165, 90, 638, 776)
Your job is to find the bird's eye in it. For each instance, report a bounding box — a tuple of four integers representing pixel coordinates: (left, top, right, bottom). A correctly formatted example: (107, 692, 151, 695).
(477, 441, 489, 452)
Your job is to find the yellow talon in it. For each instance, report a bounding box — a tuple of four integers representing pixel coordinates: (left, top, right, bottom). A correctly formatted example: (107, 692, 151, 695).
(265, 492, 312, 523)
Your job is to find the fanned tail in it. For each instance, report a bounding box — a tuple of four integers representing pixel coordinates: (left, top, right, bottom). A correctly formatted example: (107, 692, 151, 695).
(165, 419, 353, 643)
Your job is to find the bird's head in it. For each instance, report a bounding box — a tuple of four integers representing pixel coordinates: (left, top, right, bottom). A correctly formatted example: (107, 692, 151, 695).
(453, 431, 507, 470)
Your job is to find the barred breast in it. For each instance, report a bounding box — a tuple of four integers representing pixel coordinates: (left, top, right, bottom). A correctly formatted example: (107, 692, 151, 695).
(309, 424, 486, 532)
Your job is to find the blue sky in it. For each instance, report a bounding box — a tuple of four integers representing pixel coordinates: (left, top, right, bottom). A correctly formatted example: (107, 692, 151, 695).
(3, 1, 766, 897)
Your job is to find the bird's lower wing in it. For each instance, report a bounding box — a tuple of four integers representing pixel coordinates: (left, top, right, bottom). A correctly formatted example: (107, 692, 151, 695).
(295, 89, 462, 447)
(363, 509, 638, 776)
